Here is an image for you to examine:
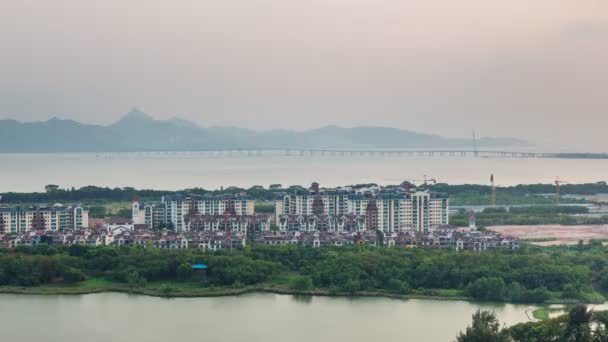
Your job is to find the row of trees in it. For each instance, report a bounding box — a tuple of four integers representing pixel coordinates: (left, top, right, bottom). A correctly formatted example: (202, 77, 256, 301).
(1, 182, 607, 204)
(431, 182, 608, 197)
(3, 243, 607, 303)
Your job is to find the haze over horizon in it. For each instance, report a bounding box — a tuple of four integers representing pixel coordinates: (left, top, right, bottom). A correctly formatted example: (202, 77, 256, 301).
(1, 0, 607, 150)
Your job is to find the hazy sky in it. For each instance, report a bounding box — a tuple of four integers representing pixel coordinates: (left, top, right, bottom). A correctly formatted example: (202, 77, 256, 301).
(1, 0, 606, 149)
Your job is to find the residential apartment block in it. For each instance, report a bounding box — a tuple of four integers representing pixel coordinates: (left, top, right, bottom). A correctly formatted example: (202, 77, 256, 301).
(275, 182, 448, 232)
(133, 194, 268, 232)
(0, 204, 89, 233)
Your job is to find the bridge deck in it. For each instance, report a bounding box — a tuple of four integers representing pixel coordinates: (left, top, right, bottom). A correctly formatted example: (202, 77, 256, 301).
(90, 149, 591, 159)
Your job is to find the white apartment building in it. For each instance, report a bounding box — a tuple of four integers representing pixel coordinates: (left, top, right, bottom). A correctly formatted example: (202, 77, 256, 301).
(275, 185, 449, 232)
(275, 192, 350, 222)
(0, 204, 89, 233)
(134, 194, 256, 231)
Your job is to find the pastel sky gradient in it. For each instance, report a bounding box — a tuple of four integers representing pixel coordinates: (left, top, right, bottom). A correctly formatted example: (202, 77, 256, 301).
(1, 0, 606, 149)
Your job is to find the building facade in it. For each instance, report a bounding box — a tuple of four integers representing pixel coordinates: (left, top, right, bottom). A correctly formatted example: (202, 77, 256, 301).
(0, 204, 89, 233)
(134, 194, 267, 232)
(275, 182, 449, 232)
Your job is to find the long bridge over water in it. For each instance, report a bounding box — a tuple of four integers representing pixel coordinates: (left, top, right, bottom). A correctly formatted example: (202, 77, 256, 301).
(94, 150, 608, 159)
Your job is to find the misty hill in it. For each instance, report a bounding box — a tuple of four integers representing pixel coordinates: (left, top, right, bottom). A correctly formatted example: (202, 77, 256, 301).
(0, 110, 528, 152)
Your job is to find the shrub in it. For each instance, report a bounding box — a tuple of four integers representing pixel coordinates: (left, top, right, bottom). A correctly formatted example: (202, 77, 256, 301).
(289, 276, 313, 291)
(176, 263, 192, 281)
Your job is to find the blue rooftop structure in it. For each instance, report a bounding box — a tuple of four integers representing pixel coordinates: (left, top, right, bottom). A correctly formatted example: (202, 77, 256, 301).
(192, 264, 208, 270)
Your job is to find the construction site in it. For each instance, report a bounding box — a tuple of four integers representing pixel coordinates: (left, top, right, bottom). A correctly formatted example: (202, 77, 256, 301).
(479, 174, 608, 246)
(490, 224, 608, 246)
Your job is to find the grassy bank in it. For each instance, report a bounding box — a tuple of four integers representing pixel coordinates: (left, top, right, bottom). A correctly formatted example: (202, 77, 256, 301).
(1, 278, 604, 307)
(531, 307, 570, 320)
(0, 277, 468, 300)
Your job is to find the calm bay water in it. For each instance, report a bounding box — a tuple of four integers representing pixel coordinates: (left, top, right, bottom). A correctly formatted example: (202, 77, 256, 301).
(0, 293, 536, 342)
(1, 153, 608, 192)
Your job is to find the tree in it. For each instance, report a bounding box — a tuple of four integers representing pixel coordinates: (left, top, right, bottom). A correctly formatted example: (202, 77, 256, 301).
(376, 229, 384, 247)
(44, 184, 60, 193)
(176, 263, 192, 281)
(506, 282, 526, 302)
(525, 286, 551, 303)
(342, 279, 361, 294)
(563, 305, 592, 342)
(598, 269, 608, 292)
(68, 244, 89, 257)
(121, 267, 147, 289)
(465, 277, 506, 301)
(508, 318, 564, 341)
(388, 278, 410, 294)
(89, 206, 107, 219)
(116, 208, 132, 218)
(562, 283, 581, 300)
(456, 310, 510, 342)
(289, 276, 313, 291)
(62, 267, 85, 283)
(592, 311, 608, 341)
(161, 284, 175, 296)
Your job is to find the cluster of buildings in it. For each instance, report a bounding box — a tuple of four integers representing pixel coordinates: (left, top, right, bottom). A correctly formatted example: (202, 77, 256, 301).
(0, 224, 518, 253)
(255, 229, 519, 252)
(0, 225, 246, 251)
(275, 182, 449, 232)
(0, 181, 518, 252)
(130, 182, 449, 234)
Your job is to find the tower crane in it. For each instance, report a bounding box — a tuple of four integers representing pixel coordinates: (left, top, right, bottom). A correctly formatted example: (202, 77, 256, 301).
(410, 175, 437, 186)
(555, 177, 569, 204)
(490, 174, 496, 207)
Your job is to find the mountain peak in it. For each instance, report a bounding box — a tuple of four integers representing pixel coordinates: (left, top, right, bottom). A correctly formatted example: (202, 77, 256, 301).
(112, 108, 154, 126)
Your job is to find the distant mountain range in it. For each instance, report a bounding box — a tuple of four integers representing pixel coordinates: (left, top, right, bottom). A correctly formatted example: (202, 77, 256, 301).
(0, 109, 529, 152)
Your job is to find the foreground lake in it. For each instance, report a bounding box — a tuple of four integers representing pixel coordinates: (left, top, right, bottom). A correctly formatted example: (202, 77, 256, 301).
(0, 293, 536, 342)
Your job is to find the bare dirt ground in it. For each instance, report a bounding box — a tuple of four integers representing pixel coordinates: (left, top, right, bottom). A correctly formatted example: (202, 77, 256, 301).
(489, 225, 608, 246)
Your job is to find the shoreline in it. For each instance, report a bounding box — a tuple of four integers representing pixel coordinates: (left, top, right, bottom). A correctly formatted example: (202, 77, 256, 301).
(0, 284, 599, 306)
(0, 285, 466, 301)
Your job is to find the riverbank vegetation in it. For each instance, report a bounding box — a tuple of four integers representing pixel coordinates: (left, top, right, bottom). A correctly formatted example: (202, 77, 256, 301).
(457, 305, 608, 342)
(1, 243, 608, 303)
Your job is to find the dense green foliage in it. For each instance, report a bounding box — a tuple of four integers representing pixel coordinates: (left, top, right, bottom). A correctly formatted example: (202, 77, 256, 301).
(1, 182, 606, 205)
(459, 305, 608, 341)
(2, 243, 608, 303)
(87, 205, 132, 219)
(430, 182, 608, 197)
(0, 184, 293, 203)
(456, 310, 510, 342)
(253, 202, 275, 213)
(449, 193, 580, 206)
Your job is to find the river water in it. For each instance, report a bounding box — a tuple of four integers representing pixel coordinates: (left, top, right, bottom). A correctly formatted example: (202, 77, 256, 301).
(0, 293, 536, 342)
(1, 153, 608, 192)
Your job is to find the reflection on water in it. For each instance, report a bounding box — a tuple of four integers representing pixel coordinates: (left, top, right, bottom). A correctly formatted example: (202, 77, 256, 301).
(0, 293, 537, 342)
(291, 294, 313, 304)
